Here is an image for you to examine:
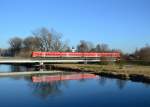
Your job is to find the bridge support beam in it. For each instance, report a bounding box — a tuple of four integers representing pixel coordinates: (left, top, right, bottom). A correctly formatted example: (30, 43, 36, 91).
(39, 61, 44, 71)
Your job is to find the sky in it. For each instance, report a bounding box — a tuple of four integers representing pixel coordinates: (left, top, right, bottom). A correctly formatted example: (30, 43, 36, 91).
(0, 0, 150, 53)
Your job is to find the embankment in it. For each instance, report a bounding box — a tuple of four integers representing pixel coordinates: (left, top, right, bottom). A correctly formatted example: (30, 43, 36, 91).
(51, 64, 150, 83)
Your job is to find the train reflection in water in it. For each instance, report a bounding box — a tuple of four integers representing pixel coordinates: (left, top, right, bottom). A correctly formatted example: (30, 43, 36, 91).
(32, 73, 98, 83)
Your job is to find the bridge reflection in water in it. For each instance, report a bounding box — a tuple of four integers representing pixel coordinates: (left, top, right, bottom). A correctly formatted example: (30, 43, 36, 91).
(32, 73, 97, 83)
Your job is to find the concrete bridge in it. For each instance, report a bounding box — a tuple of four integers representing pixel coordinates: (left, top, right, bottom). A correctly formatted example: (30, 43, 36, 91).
(0, 57, 116, 76)
(0, 57, 101, 64)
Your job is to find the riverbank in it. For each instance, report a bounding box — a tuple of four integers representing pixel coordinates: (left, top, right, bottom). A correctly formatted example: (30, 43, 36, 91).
(51, 64, 150, 83)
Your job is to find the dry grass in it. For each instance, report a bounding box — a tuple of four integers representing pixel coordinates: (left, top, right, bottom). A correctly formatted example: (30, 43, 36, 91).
(53, 64, 150, 76)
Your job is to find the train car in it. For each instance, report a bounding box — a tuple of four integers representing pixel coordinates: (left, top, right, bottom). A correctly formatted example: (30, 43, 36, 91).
(32, 52, 120, 58)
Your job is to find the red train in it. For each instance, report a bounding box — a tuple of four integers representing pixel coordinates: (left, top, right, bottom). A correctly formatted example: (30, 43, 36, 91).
(32, 52, 120, 58)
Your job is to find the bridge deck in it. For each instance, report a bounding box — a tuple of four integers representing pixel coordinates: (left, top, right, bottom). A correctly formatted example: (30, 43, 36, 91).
(0, 58, 101, 64)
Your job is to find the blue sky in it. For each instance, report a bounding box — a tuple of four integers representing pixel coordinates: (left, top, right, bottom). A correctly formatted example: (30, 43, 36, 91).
(0, 0, 150, 53)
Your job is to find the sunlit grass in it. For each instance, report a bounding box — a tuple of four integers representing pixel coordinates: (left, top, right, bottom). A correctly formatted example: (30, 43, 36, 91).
(53, 64, 150, 76)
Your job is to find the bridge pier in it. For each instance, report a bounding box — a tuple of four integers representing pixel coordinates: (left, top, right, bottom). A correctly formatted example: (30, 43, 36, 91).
(84, 58, 87, 64)
(39, 61, 44, 66)
(40, 61, 44, 71)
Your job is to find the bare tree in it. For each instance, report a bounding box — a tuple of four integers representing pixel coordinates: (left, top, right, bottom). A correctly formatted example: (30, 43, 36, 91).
(95, 44, 101, 52)
(134, 45, 150, 61)
(50, 31, 63, 51)
(23, 36, 40, 51)
(87, 41, 95, 52)
(95, 43, 109, 52)
(32, 28, 52, 51)
(9, 37, 23, 56)
(77, 40, 94, 52)
(32, 28, 68, 52)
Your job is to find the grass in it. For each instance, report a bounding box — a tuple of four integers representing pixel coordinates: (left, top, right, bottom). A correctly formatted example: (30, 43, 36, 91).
(51, 63, 150, 83)
(52, 63, 150, 76)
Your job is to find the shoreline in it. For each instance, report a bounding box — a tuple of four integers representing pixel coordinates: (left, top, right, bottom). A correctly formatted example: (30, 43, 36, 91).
(50, 64, 150, 83)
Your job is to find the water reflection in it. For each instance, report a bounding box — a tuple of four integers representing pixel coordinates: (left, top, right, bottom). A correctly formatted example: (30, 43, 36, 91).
(32, 73, 97, 83)
(97, 76, 107, 86)
(0, 64, 34, 72)
(98, 76, 127, 89)
(29, 81, 63, 99)
(116, 79, 127, 90)
(0, 71, 150, 107)
(28, 73, 97, 99)
(144, 83, 150, 88)
(0, 64, 12, 72)
(11, 65, 27, 72)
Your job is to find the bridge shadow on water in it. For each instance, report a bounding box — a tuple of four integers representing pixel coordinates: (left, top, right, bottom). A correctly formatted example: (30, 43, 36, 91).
(0, 63, 54, 72)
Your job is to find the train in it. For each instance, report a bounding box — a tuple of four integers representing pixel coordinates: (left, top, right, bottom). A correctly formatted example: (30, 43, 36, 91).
(32, 52, 120, 58)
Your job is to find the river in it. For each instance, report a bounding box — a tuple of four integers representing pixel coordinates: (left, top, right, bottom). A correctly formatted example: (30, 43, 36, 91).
(0, 64, 150, 107)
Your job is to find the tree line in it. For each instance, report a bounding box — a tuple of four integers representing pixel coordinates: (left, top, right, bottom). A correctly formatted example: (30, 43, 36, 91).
(0, 27, 149, 62)
(0, 27, 119, 57)
(8, 28, 69, 57)
(124, 45, 150, 62)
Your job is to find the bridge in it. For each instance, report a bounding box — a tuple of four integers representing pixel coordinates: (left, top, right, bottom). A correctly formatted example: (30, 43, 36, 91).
(0, 57, 101, 64)
(0, 52, 120, 64)
(0, 57, 117, 76)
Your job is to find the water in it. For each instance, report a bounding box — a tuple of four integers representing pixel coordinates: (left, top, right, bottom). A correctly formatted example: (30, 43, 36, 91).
(0, 65, 150, 107)
(0, 64, 35, 72)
